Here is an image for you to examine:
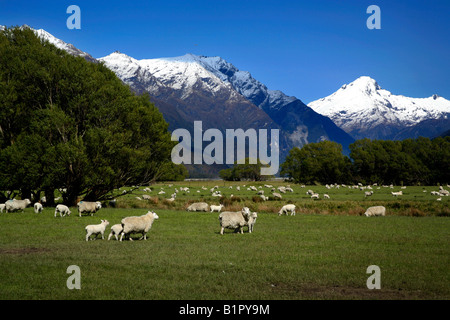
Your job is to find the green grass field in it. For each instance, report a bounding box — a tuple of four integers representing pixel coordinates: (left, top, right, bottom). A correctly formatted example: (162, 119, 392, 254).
(0, 183, 449, 300)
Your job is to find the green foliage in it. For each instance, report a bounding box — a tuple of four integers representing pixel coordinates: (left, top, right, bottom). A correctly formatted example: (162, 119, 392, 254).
(0, 26, 185, 204)
(281, 137, 450, 185)
(219, 158, 274, 181)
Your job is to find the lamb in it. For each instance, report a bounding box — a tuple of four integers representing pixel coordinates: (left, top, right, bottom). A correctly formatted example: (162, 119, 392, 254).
(5, 199, 31, 213)
(108, 224, 123, 241)
(210, 204, 224, 212)
(54, 204, 71, 217)
(77, 201, 102, 217)
(278, 204, 296, 216)
(85, 219, 110, 241)
(34, 202, 43, 214)
(120, 211, 159, 241)
(218, 207, 251, 235)
(364, 206, 386, 217)
(0, 203, 5, 213)
(247, 212, 258, 233)
(186, 202, 210, 212)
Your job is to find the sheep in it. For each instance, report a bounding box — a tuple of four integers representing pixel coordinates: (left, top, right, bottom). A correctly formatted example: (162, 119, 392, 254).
(108, 224, 123, 241)
(77, 201, 102, 217)
(54, 204, 71, 217)
(34, 202, 43, 214)
(364, 206, 386, 217)
(218, 207, 251, 235)
(85, 219, 110, 241)
(141, 194, 151, 200)
(324, 194, 330, 199)
(0, 203, 5, 213)
(120, 211, 159, 241)
(260, 195, 268, 201)
(186, 202, 210, 212)
(391, 191, 403, 196)
(5, 199, 32, 213)
(311, 193, 319, 199)
(210, 204, 224, 213)
(247, 212, 258, 233)
(365, 191, 374, 197)
(272, 192, 282, 200)
(278, 204, 296, 216)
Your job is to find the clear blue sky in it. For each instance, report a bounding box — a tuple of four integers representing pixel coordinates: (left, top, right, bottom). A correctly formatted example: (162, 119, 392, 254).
(1, 0, 449, 103)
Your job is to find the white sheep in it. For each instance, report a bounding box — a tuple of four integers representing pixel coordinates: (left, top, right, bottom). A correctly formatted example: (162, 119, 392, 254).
(85, 219, 110, 241)
(278, 204, 296, 216)
(272, 192, 282, 200)
(365, 191, 374, 197)
(364, 206, 386, 217)
(247, 212, 258, 233)
(4, 199, 31, 213)
(311, 193, 319, 199)
(391, 191, 403, 196)
(218, 207, 251, 235)
(55, 204, 71, 217)
(108, 224, 123, 241)
(120, 211, 159, 241)
(210, 204, 224, 212)
(324, 194, 330, 199)
(186, 202, 210, 212)
(34, 202, 43, 213)
(0, 203, 5, 213)
(77, 201, 102, 217)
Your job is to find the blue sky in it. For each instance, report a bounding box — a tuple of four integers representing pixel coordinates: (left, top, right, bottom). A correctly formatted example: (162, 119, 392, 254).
(1, 0, 449, 103)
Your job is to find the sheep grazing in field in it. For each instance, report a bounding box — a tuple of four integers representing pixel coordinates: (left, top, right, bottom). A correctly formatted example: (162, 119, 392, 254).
(0, 203, 5, 213)
(54, 204, 71, 217)
(247, 212, 258, 233)
(324, 194, 330, 199)
(278, 204, 296, 216)
(120, 211, 159, 241)
(210, 204, 224, 213)
(365, 191, 374, 197)
(77, 201, 102, 217)
(364, 206, 386, 217)
(218, 207, 252, 235)
(272, 192, 282, 200)
(260, 195, 269, 201)
(85, 219, 110, 241)
(4, 199, 32, 213)
(311, 193, 319, 199)
(108, 224, 123, 241)
(391, 191, 403, 197)
(186, 202, 210, 212)
(34, 202, 43, 214)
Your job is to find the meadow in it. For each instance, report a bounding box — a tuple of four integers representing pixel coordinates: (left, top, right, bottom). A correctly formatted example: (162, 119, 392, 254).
(0, 182, 449, 300)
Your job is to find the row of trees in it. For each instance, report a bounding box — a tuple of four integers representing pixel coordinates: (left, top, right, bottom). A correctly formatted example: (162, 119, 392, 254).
(280, 137, 450, 185)
(0, 27, 186, 205)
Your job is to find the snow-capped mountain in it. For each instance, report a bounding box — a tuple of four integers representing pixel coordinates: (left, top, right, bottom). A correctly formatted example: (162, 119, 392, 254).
(308, 76, 450, 140)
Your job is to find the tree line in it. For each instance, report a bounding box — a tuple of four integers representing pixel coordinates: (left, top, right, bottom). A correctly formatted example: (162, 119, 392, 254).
(280, 137, 450, 185)
(0, 27, 186, 206)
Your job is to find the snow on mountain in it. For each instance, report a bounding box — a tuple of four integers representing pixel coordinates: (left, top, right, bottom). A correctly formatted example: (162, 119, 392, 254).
(308, 76, 450, 139)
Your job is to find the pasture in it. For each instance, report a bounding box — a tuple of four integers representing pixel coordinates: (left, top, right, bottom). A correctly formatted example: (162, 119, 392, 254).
(0, 182, 449, 300)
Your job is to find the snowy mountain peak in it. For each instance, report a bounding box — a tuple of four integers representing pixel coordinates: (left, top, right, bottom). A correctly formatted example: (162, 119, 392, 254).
(308, 77, 450, 139)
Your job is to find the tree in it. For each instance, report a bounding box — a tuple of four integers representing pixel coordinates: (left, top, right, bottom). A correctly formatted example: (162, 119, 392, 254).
(280, 141, 351, 184)
(0, 26, 185, 205)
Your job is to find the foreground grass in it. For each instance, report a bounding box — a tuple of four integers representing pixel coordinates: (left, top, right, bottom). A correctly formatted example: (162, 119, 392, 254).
(0, 207, 448, 300)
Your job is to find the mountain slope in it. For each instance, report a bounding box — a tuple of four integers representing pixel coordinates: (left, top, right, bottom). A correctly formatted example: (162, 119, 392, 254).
(308, 76, 450, 140)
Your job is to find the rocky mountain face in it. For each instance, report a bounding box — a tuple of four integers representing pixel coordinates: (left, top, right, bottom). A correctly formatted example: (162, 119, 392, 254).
(308, 76, 450, 140)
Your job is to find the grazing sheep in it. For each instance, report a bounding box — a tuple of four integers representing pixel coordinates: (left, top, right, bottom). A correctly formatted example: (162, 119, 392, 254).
(108, 224, 123, 241)
(120, 211, 159, 241)
(54, 204, 71, 217)
(278, 204, 296, 216)
(0, 203, 5, 213)
(85, 219, 110, 241)
(365, 191, 374, 197)
(324, 194, 330, 199)
(187, 202, 210, 212)
(364, 206, 386, 217)
(272, 192, 282, 200)
(210, 204, 224, 212)
(4, 199, 31, 213)
(391, 191, 403, 197)
(311, 193, 319, 199)
(77, 201, 102, 217)
(218, 207, 251, 235)
(34, 202, 43, 214)
(260, 195, 269, 201)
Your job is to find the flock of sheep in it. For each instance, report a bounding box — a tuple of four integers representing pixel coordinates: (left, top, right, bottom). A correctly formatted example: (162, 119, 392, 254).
(1, 182, 448, 241)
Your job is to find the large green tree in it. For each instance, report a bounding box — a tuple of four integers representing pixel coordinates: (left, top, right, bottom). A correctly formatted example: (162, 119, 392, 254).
(0, 26, 184, 205)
